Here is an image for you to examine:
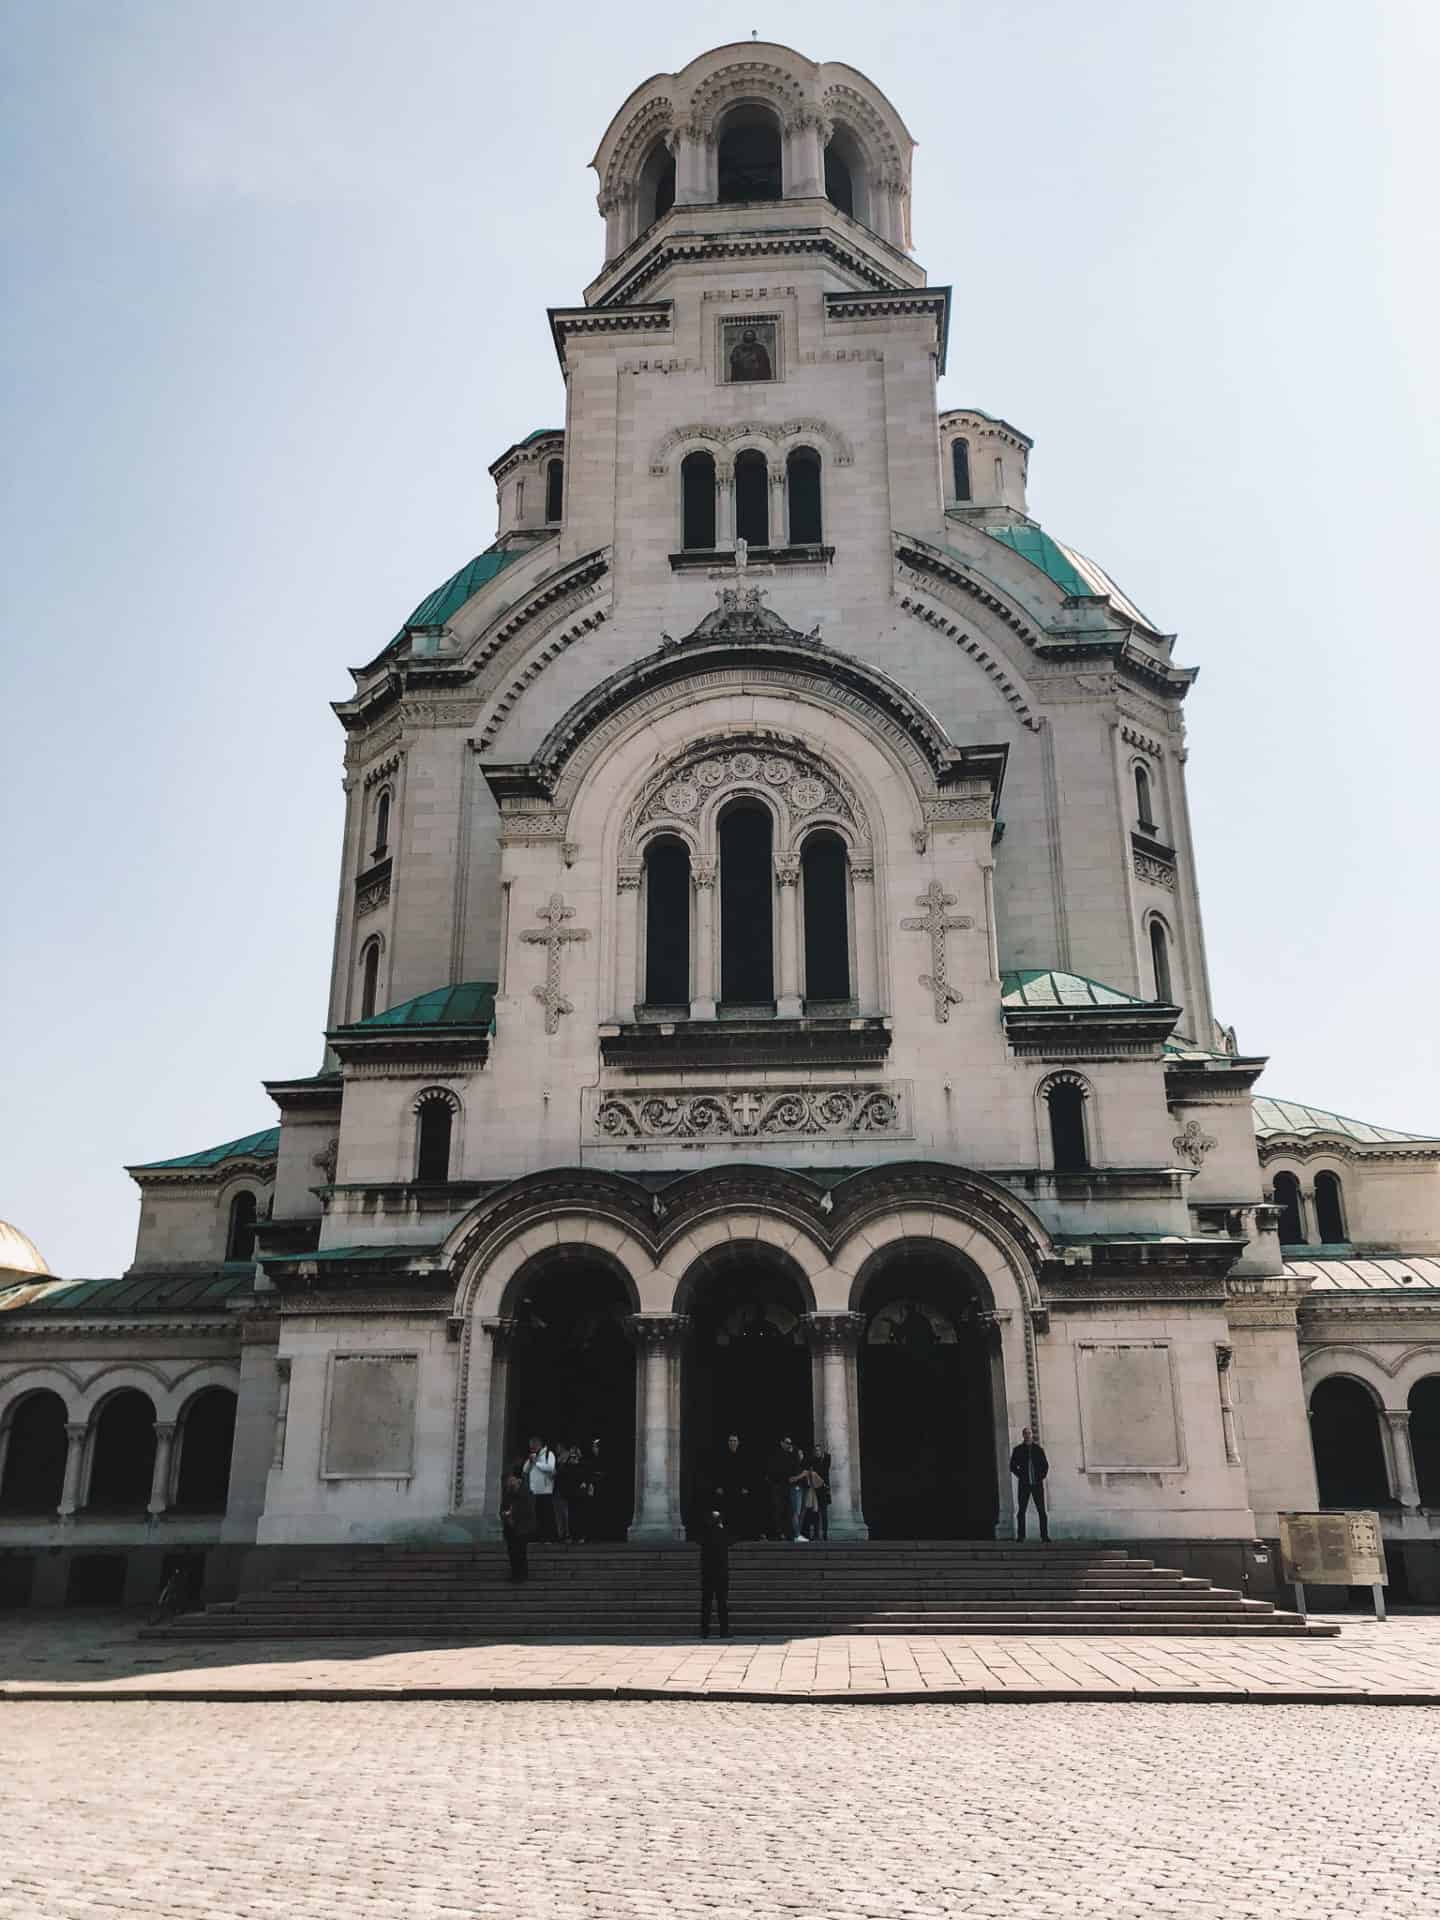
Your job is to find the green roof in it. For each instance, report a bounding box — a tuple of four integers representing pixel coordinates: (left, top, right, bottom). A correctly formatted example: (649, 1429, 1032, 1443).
(1001, 970, 1153, 1010)
(351, 981, 497, 1031)
(519, 427, 563, 447)
(131, 1127, 280, 1172)
(979, 524, 1160, 633)
(1253, 1097, 1437, 1145)
(0, 1271, 242, 1316)
(396, 545, 523, 640)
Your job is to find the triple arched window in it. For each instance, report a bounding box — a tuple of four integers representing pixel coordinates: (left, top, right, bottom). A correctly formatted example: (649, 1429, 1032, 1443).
(679, 446, 825, 553)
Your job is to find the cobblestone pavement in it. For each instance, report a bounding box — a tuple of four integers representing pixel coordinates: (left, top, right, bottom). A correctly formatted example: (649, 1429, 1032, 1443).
(4, 1610, 1440, 1699)
(3, 1696, 1438, 1918)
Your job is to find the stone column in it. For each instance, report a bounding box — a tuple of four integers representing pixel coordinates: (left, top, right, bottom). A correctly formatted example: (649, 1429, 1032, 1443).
(715, 469, 734, 550)
(803, 1313, 868, 1538)
(271, 1358, 292, 1470)
(850, 858, 876, 1011)
(615, 865, 642, 1020)
(1215, 1344, 1242, 1466)
(673, 126, 709, 206)
(626, 1314, 688, 1539)
(479, 1319, 518, 1536)
(1298, 1187, 1319, 1248)
(691, 860, 717, 1018)
(0, 1418, 11, 1498)
(148, 1421, 177, 1517)
(784, 112, 825, 199)
(771, 466, 788, 549)
(59, 1421, 88, 1517)
(776, 853, 802, 1016)
(1383, 1409, 1422, 1511)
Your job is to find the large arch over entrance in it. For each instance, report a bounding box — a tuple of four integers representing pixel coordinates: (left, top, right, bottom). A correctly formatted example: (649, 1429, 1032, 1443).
(852, 1238, 1001, 1539)
(1310, 1375, 1392, 1509)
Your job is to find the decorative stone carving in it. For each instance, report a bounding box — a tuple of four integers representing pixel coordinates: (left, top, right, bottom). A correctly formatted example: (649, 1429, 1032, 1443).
(775, 853, 801, 888)
(802, 1311, 866, 1353)
(901, 880, 973, 1022)
(520, 893, 591, 1034)
(1134, 850, 1177, 891)
(1172, 1119, 1218, 1167)
(592, 1084, 907, 1145)
(624, 1312, 690, 1351)
(311, 1137, 339, 1185)
(355, 873, 391, 917)
(628, 736, 861, 848)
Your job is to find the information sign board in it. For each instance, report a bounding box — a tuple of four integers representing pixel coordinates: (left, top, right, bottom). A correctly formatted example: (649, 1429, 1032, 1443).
(1277, 1511, 1386, 1587)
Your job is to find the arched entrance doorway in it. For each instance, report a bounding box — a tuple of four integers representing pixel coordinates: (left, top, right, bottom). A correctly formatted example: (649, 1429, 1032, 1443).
(504, 1257, 637, 1539)
(1310, 1375, 1391, 1508)
(174, 1387, 238, 1511)
(86, 1389, 156, 1511)
(680, 1247, 813, 1536)
(0, 1390, 67, 1512)
(856, 1244, 999, 1539)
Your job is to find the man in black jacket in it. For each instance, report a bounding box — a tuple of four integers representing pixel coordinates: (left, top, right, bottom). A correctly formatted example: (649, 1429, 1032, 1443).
(698, 1506, 731, 1637)
(1009, 1428, 1051, 1542)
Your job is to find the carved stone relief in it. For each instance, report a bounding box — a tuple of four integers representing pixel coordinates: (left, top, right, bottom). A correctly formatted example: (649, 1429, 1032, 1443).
(591, 1083, 908, 1145)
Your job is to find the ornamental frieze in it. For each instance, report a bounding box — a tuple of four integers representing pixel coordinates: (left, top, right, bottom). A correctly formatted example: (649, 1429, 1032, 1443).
(1134, 850, 1176, 891)
(588, 1083, 909, 1146)
(627, 737, 864, 850)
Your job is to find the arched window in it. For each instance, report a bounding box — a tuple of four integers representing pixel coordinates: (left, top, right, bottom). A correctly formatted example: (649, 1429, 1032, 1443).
(734, 449, 769, 548)
(1149, 919, 1173, 1002)
(638, 138, 675, 228)
(1314, 1171, 1347, 1244)
(1310, 1376, 1391, 1508)
(1046, 1079, 1090, 1171)
(1410, 1375, 1440, 1506)
(824, 143, 853, 215)
(0, 1390, 68, 1513)
(801, 832, 850, 1002)
(174, 1388, 238, 1512)
(786, 446, 822, 545)
(225, 1192, 257, 1263)
(643, 837, 691, 1007)
(1272, 1171, 1305, 1246)
(994, 455, 1004, 495)
(717, 106, 782, 203)
(87, 1390, 157, 1511)
(415, 1095, 455, 1184)
(545, 458, 563, 523)
(952, 439, 971, 502)
(681, 451, 716, 550)
(719, 803, 774, 1004)
(360, 938, 381, 1020)
(1134, 764, 1156, 832)
(372, 788, 391, 860)
(514, 478, 525, 521)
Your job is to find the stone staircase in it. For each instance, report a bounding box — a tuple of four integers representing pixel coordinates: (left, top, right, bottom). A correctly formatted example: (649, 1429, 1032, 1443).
(147, 1542, 1333, 1639)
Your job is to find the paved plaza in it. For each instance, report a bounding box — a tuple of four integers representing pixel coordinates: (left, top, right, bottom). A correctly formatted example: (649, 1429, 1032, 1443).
(3, 1694, 1438, 1918)
(3, 1610, 1440, 1701)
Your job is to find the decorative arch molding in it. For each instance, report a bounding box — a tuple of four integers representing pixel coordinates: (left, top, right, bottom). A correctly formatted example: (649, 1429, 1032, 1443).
(651, 418, 854, 474)
(686, 61, 810, 139)
(413, 1086, 462, 1115)
(1300, 1348, 1393, 1404)
(0, 1365, 88, 1425)
(1302, 1342, 1440, 1393)
(622, 732, 870, 861)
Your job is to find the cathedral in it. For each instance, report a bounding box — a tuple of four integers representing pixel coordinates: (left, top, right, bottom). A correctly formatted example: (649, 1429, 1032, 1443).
(3, 41, 1439, 1611)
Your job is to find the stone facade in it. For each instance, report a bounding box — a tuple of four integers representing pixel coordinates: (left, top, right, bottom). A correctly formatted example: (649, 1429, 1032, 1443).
(3, 41, 1439, 1606)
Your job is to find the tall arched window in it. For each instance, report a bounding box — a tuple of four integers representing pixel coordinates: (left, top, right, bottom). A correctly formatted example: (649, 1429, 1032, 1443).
(719, 803, 774, 1004)
(1410, 1375, 1440, 1506)
(0, 1390, 68, 1513)
(786, 446, 822, 545)
(681, 451, 716, 550)
(1149, 919, 1173, 1002)
(1314, 1171, 1347, 1244)
(87, 1390, 156, 1511)
(717, 106, 782, 202)
(824, 143, 853, 215)
(174, 1388, 238, 1511)
(1134, 764, 1156, 832)
(416, 1094, 455, 1184)
(734, 449, 769, 548)
(372, 788, 391, 859)
(1272, 1171, 1305, 1246)
(545, 458, 563, 523)
(1046, 1079, 1090, 1171)
(952, 439, 971, 502)
(1310, 1376, 1391, 1507)
(638, 138, 675, 228)
(801, 832, 850, 1002)
(514, 478, 524, 521)
(359, 939, 381, 1020)
(643, 837, 691, 1007)
(225, 1191, 257, 1262)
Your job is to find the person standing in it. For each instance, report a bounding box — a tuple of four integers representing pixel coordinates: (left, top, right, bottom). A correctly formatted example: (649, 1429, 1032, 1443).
(553, 1443, 582, 1544)
(525, 1435, 557, 1541)
(1009, 1428, 1051, 1542)
(807, 1439, 833, 1541)
(716, 1433, 752, 1537)
(582, 1437, 608, 1540)
(501, 1470, 536, 1581)
(766, 1436, 801, 1540)
(698, 1505, 731, 1637)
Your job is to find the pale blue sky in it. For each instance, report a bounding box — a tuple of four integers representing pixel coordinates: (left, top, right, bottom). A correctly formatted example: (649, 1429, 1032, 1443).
(4, 1, 1436, 1277)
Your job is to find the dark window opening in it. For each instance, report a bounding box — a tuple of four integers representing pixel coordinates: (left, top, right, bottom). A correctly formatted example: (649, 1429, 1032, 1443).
(734, 449, 769, 547)
(1314, 1171, 1347, 1244)
(718, 108, 782, 203)
(0, 1391, 67, 1513)
(87, 1390, 156, 1511)
(416, 1099, 454, 1184)
(720, 803, 774, 1004)
(1273, 1172, 1305, 1246)
(1310, 1376, 1391, 1507)
(639, 138, 675, 230)
(1047, 1082, 1089, 1171)
(681, 451, 716, 550)
(372, 789, 391, 859)
(1134, 764, 1155, 832)
(226, 1191, 257, 1262)
(952, 439, 971, 502)
(545, 458, 563, 522)
(1149, 920, 1173, 1003)
(174, 1389, 237, 1512)
(801, 832, 850, 1001)
(66, 1554, 126, 1606)
(644, 838, 691, 1006)
(824, 144, 853, 215)
(786, 446, 822, 545)
(360, 941, 381, 1020)
(1411, 1376, 1440, 1506)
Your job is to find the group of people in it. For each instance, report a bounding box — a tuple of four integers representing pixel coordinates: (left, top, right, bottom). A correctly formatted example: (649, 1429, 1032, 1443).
(706, 1432, 831, 1543)
(499, 1435, 611, 1580)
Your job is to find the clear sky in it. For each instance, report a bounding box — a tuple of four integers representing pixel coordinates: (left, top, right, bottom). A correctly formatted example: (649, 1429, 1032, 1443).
(3, 0, 1437, 1278)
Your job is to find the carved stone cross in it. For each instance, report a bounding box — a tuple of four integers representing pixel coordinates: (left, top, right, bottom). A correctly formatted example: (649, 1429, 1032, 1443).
(901, 880, 973, 1023)
(731, 1090, 762, 1132)
(520, 892, 591, 1034)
